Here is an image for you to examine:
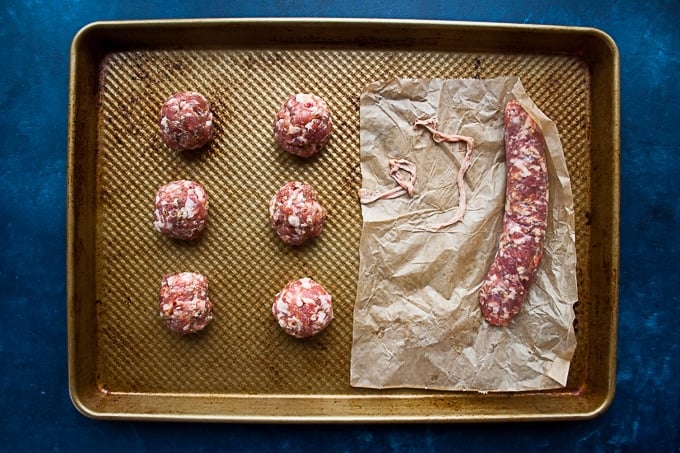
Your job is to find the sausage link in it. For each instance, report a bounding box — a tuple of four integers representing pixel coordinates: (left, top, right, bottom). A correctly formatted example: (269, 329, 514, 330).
(478, 101, 549, 326)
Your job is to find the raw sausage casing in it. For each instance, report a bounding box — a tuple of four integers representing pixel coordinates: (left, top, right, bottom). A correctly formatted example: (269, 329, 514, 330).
(479, 100, 549, 326)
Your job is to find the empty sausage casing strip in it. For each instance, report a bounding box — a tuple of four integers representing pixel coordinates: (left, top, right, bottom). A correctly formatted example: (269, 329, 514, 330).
(359, 158, 417, 204)
(413, 118, 475, 228)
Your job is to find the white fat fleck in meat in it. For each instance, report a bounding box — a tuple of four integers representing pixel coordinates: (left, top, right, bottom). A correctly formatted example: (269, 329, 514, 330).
(294, 93, 308, 103)
(507, 222, 523, 236)
(287, 215, 300, 227)
(275, 297, 290, 315)
(183, 198, 197, 219)
(301, 296, 316, 305)
(513, 158, 534, 178)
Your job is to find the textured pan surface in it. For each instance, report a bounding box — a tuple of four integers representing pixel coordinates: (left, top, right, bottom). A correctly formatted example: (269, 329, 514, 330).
(68, 19, 619, 421)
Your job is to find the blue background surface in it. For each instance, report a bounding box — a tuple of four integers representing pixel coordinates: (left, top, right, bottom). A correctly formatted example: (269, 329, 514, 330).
(2, 0, 679, 451)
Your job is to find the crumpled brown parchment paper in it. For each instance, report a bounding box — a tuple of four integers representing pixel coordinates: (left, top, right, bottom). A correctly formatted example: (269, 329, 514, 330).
(350, 77, 578, 392)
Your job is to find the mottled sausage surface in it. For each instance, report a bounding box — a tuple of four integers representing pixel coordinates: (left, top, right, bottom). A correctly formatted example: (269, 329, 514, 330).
(153, 180, 209, 240)
(159, 91, 214, 151)
(479, 101, 549, 326)
(159, 272, 213, 334)
(272, 277, 333, 338)
(269, 181, 327, 245)
(273, 93, 332, 158)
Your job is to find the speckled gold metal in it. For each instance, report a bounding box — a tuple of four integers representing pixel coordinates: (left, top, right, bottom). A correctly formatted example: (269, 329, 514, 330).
(67, 18, 619, 422)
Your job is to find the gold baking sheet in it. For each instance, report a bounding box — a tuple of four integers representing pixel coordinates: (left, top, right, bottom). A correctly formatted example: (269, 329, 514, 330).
(67, 18, 619, 422)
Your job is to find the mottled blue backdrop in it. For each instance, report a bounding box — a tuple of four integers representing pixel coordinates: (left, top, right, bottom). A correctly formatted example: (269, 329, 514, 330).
(1, 0, 678, 451)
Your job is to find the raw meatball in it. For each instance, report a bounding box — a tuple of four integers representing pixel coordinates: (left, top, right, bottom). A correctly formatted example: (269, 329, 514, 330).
(153, 180, 208, 240)
(159, 272, 213, 335)
(272, 277, 333, 338)
(273, 93, 332, 158)
(159, 91, 214, 150)
(269, 181, 326, 245)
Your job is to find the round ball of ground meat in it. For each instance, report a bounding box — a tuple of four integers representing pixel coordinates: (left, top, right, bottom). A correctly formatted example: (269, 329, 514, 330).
(159, 272, 213, 335)
(272, 277, 333, 338)
(153, 180, 208, 240)
(159, 91, 214, 150)
(269, 181, 326, 245)
(273, 93, 332, 158)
